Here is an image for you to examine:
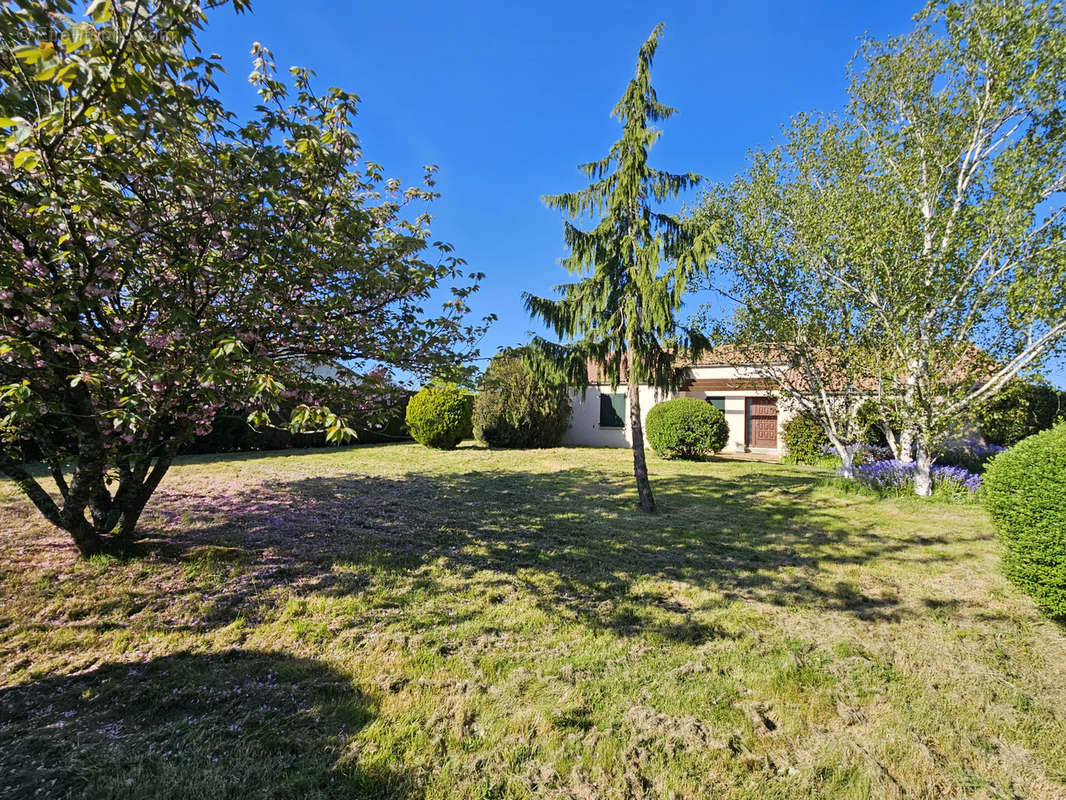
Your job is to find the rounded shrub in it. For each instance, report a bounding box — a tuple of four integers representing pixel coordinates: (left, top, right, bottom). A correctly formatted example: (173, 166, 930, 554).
(405, 384, 472, 450)
(982, 423, 1066, 619)
(473, 353, 571, 448)
(781, 413, 829, 464)
(976, 379, 1066, 447)
(645, 397, 728, 460)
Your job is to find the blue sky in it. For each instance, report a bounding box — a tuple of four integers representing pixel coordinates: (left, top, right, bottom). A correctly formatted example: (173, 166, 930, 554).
(198, 0, 1065, 388)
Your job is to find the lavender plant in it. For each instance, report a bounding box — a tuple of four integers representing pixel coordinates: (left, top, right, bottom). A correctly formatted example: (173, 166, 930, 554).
(843, 459, 983, 497)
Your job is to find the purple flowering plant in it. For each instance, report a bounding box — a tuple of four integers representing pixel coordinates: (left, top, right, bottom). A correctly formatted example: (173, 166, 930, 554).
(826, 440, 995, 498)
(841, 459, 984, 497)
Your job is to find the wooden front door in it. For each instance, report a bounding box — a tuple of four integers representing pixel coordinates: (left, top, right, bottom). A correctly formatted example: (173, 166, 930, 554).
(747, 397, 778, 448)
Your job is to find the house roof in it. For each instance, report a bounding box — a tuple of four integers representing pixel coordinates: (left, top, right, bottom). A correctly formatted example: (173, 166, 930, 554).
(586, 341, 996, 395)
(584, 346, 789, 386)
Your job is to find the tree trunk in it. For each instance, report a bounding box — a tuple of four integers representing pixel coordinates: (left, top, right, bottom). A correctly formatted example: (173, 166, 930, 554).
(112, 495, 149, 552)
(900, 358, 918, 464)
(899, 427, 915, 464)
(828, 435, 855, 478)
(67, 515, 106, 558)
(881, 423, 901, 461)
(627, 379, 656, 513)
(0, 456, 105, 556)
(4, 435, 180, 558)
(838, 447, 856, 479)
(913, 445, 933, 497)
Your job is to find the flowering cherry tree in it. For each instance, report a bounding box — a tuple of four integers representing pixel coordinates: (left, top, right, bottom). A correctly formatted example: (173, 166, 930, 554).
(0, 0, 490, 555)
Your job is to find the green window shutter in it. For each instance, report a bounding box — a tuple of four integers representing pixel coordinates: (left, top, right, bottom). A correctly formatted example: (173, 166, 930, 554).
(612, 393, 627, 426)
(599, 392, 626, 428)
(706, 396, 725, 412)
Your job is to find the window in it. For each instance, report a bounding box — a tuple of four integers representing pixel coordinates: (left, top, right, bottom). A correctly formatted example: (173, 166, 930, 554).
(599, 392, 626, 428)
(705, 396, 725, 412)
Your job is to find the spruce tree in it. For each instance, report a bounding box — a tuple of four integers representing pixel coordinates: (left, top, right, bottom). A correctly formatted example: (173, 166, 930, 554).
(524, 23, 716, 512)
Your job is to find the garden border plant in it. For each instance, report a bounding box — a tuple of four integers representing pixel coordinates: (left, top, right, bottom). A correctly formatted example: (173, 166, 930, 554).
(405, 385, 473, 450)
(781, 413, 830, 465)
(645, 397, 728, 460)
(472, 351, 571, 448)
(982, 423, 1066, 619)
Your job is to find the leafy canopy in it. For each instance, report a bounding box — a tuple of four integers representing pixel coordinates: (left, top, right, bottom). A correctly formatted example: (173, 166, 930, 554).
(0, 0, 490, 554)
(697, 0, 1066, 490)
(840, 0, 1066, 448)
(695, 116, 879, 473)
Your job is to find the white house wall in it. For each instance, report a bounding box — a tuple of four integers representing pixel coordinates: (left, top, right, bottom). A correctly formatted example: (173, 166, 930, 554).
(563, 384, 670, 447)
(562, 381, 796, 452)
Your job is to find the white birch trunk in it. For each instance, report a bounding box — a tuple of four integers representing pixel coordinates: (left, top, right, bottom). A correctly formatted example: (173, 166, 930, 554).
(829, 436, 856, 478)
(899, 428, 914, 464)
(913, 445, 933, 497)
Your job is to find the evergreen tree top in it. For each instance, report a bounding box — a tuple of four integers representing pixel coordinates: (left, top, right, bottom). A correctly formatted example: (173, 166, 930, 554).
(524, 22, 717, 393)
(545, 22, 702, 224)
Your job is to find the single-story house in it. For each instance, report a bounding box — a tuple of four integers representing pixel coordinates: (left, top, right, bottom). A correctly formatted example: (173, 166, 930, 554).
(563, 358, 797, 454)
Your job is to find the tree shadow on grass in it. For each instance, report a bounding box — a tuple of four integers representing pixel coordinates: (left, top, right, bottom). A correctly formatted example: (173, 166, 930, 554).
(0, 650, 411, 800)
(122, 463, 993, 637)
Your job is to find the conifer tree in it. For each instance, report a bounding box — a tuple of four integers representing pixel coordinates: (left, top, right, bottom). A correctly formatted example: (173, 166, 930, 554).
(524, 23, 716, 512)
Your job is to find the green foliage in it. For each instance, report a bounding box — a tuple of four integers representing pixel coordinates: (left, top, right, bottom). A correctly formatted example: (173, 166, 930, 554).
(184, 393, 412, 454)
(975, 379, 1066, 447)
(697, 0, 1066, 495)
(405, 385, 472, 450)
(645, 398, 728, 460)
(982, 423, 1066, 619)
(523, 23, 716, 395)
(782, 414, 830, 465)
(473, 352, 571, 448)
(933, 444, 998, 475)
(522, 23, 718, 510)
(0, 1, 489, 555)
(692, 115, 880, 467)
(855, 400, 901, 447)
(459, 394, 475, 441)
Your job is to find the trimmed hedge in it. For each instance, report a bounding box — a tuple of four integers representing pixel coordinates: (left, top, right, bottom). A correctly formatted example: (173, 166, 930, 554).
(645, 398, 728, 460)
(17, 395, 413, 461)
(181, 395, 412, 454)
(473, 353, 571, 448)
(982, 423, 1066, 619)
(781, 413, 829, 464)
(405, 385, 473, 450)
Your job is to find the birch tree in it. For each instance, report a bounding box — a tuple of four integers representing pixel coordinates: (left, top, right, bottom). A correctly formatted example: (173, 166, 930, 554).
(696, 116, 877, 478)
(846, 0, 1066, 494)
(700, 0, 1066, 495)
(524, 23, 716, 512)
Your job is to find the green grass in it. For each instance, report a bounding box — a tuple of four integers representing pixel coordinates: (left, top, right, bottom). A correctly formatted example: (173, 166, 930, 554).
(1, 443, 1064, 799)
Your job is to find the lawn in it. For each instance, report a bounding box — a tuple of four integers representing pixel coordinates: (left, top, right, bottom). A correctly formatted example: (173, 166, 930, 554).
(1, 444, 1064, 799)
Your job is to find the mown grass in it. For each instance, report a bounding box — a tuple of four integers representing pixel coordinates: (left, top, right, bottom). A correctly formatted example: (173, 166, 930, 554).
(1, 443, 1064, 799)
